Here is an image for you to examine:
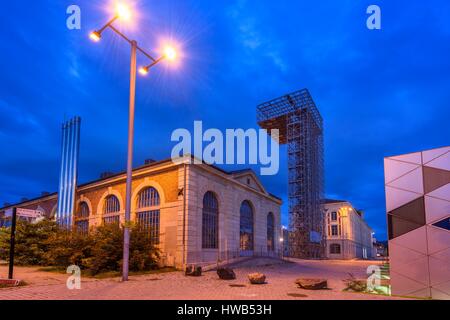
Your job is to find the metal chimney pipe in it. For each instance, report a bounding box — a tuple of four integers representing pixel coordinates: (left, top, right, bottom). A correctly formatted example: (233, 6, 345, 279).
(57, 122, 68, 224)
(68, 117, 81, 227)
(56, 117, 81, 228)
(64, 119, 73, 227)
(67, 119, 75, 227)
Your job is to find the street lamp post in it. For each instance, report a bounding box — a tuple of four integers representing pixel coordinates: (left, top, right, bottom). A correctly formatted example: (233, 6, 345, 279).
(123, 39, 137, 280)
(90, 3, 177, 281)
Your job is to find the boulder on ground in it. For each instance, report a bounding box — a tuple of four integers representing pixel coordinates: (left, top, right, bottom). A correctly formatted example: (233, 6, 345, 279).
(185, 265, 202, 277)
(295, 278, 328, 290)
(248, 273, 266, 284)
(217, 267, 236, 280)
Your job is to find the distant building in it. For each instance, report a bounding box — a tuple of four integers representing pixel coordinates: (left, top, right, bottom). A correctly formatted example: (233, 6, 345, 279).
(323, 199, 374, 260)
(0, 156, 282, 269)
(373, 241, 387, 258)
(281, 226, 290, 256)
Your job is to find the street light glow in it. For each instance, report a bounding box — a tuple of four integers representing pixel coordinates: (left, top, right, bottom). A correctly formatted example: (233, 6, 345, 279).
(89, 31, 101, 42)
(164, 46, 177, 61)
(138, 66, 149, 76)
(89, 5, 181, 281)
(116, 3, 132, 20)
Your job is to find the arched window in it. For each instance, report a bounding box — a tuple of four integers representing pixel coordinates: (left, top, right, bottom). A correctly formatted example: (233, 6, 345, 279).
(240, 200, 254, 251)
(136, 187, 160, 244)
(75, 202, 90, 234)
(103, 195, 120, 225)
(267, 212, 275, 251)
(202, 191, 218, 249)
(330, 243, 341, 254)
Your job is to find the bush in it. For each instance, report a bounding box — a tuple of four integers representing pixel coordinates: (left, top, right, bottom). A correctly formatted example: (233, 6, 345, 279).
(0, 219, 58, 265)
(0, 219, 160, 275)
(44, 228, 93, 268)
(82, 224, 124, 275)
(129, 229, 160, 271)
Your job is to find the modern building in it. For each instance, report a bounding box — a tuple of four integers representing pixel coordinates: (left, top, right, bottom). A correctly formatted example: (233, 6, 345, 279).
(323, 199, 375, 260)
(0, 156, 282, 269)
(384, 146, 450, 299)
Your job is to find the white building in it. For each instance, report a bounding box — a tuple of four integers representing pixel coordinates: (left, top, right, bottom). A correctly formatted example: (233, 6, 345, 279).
(324, 199, 374, 260)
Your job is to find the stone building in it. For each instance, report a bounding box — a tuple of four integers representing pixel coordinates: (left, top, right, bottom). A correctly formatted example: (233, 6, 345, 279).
(323, 199, 374, 260)
(0, 156, 282, 268)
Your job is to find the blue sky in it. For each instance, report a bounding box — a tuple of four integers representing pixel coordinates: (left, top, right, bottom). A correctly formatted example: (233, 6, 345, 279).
(1, 0, 449, 240)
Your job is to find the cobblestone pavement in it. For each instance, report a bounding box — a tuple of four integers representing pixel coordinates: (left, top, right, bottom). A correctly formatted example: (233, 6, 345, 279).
(0, 259, 410, 300)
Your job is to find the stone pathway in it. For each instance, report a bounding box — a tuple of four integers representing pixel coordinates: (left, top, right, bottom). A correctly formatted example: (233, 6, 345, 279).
(0, 259, 411, 300)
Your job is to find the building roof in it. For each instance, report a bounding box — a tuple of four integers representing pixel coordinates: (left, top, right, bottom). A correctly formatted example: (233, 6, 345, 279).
(323, 198, 347, 204)
(0, 156, 282, 211)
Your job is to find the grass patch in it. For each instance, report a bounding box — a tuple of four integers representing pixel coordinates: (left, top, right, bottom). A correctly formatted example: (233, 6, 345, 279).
(287, 293, 308, 298)
(342, 272, 392, 296)
(37, 266, 176, 279)
(37, 266, 66, 273)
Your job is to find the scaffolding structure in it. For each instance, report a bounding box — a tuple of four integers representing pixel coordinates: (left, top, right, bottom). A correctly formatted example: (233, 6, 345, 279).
(257, 89, 325, 258)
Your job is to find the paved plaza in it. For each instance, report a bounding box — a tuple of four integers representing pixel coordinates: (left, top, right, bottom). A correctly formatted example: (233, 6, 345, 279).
(0, 259, 410, 300)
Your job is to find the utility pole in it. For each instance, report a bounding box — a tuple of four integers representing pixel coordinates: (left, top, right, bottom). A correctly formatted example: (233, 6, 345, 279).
(8, 207, 17, 279)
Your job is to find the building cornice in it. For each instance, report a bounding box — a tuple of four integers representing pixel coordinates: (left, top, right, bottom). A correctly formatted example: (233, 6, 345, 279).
(1, 155, 282, 211)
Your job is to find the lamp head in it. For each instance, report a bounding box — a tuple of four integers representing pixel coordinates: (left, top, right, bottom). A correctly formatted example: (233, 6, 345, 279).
(89, 31, 101, 42)
(138, 66, 149, 76)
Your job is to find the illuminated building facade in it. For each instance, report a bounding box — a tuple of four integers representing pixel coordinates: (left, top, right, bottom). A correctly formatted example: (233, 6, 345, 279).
(324, 199, 374, 260)
(0, 156, 282, 269)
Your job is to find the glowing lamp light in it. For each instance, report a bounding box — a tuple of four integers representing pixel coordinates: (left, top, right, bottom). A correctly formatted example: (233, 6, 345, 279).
(89, 31, 101, 42)
(138, 66, 149, 76)
(164, 46, 177, 61)
(116, 3, 132, 20)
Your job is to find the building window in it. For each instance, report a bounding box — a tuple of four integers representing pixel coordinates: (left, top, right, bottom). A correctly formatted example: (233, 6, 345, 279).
(103, 195, 120, 225)
(136, 187, 160, 245)
(240, 200, 254, 251)
(331, 211, 337, 221)
(330, 243, 341, 254)
(331, 225, 338, 236)
(267, 212, 275, 251)
(75, 201, 89, 234)
(202, 191, 219, 249)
